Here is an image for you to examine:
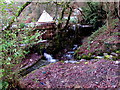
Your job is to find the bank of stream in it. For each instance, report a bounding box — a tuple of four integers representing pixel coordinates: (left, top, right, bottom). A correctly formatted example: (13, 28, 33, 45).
(18, 24, 94, 77)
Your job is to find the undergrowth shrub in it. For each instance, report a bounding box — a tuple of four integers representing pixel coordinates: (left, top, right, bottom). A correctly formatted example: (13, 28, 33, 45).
(0, 1, 43, 89)
(1, 27, 42, 89)
(81, 2, 106, 29)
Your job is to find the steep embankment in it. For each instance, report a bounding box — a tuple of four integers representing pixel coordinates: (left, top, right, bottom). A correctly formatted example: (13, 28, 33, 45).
(75, 19, 120, 59)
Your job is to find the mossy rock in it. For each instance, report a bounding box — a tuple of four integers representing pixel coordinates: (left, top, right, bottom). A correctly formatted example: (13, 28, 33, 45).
(76, 55, 82, 60)
(81, 54, 92, 60)
(116, 50, 120, 54)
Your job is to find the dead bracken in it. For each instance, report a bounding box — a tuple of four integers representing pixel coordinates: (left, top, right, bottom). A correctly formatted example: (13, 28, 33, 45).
(19, 59, 120, 88)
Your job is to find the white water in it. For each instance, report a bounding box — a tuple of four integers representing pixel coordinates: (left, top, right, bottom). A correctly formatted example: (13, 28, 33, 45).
(43, 44, 79, 63)
(64, 60, 78, 63)
(44, 53, 56, 63)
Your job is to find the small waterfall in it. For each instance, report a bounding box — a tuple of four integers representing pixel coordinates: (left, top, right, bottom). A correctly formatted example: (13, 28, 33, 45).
(72, 25, 76, 31)
(73, 45, 78, 50)
(43, 53, 57, 63)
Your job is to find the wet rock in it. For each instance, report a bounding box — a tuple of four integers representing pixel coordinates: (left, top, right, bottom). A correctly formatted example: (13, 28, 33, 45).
(64, 60, 78, 63)
(91, 55, 96, 57)
(115, 61, 120, 64)
(90, 59, 97, 61)
(40, 82, 45, 85)
(111, 52, 118, 57)
(42, 71, 46, 74)
(103, 53, 108, 56)
(95, 56, 104, 59)
(80, 59, 86, 61)
(19, 44, 26, 47)
(67, 51, 74, 54)
(104, 55, 113, 59)
(30, 59, 33, 61)
(73, 45, 78, 50)
(63, 54, 74, 60)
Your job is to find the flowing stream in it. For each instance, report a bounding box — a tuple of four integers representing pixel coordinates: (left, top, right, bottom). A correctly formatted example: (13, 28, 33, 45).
(19, 44, 79, 76)
(19, 24, 94, 76)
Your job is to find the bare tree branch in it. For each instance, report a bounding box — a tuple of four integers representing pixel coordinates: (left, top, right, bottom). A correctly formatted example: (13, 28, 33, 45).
(63, 6, 72, 29)
(57, 2, 70, 29)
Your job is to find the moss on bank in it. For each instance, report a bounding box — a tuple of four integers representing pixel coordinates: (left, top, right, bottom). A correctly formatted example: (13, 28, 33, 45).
(75, 19, 120, 60)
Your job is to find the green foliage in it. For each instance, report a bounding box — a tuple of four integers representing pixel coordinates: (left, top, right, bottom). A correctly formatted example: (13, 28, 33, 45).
(112, 32, 120, 36)
(75, 19, 119, 60)
(1, 28, 42, 89)
(0, 81, 9, 90)
(84, 62, 88, 64)
(88, 19, 118, 42)
(0, 1, 17, 27)
(82, 2, 106, 29)
(19, 23, 25, 28)
(0, 1, 43, 89)
(76, 53, 93, 60)
(76, 55, 81, 60)
(115, 49, 120, 55)
(81, 53, 92, 60)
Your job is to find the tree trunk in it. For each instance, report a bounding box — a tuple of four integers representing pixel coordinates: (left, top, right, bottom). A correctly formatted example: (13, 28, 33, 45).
(57, 2, 70, 30)
(63, 7, 72, 29)
(117, 1, 120, 20)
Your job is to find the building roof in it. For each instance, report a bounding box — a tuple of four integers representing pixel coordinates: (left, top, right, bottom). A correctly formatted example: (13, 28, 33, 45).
(37, 10, 54, 22)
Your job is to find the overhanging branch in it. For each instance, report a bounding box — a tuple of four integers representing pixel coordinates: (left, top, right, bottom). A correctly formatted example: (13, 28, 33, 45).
(63, 6, 72, 29)
(4, 2, 31, 30)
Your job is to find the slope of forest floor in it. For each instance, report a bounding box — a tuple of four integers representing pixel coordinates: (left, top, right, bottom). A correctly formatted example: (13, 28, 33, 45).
(75, 19, 120, 59)
(19, 59, 120, 88)
(18, 19, 120, 89)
